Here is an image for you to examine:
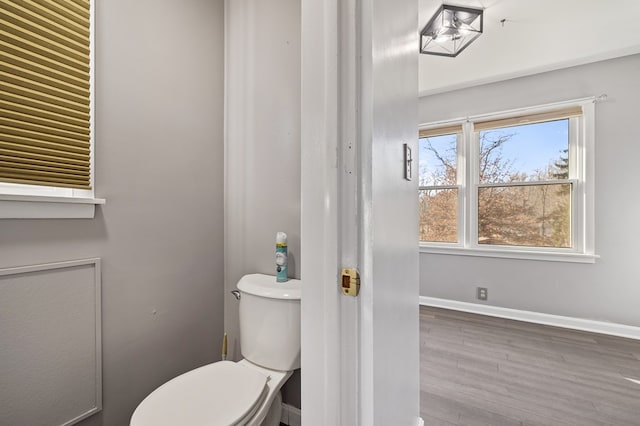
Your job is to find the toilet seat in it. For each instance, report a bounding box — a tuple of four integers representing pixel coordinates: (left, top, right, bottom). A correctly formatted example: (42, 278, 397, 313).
(130, 361, 268, 426)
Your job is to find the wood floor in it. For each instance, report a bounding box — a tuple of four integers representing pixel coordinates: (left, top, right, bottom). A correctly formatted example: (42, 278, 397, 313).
(420, 306, 640, 426)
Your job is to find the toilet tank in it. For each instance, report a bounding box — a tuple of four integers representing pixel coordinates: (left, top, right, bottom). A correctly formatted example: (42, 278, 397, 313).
(237, 274, 301, 371)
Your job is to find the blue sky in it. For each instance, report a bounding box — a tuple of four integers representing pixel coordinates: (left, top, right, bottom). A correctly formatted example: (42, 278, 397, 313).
(419, 119, 569, 184)
(419, 134, 456, 185)
(486, 119, 568, 175)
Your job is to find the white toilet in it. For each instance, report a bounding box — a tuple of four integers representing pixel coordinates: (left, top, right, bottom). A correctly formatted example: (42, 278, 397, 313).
(130, 273, 301, 426)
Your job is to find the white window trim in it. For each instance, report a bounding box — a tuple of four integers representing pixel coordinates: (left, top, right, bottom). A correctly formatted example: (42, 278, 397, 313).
(0, 0, 105, 219)
(419, 98, 598, 263)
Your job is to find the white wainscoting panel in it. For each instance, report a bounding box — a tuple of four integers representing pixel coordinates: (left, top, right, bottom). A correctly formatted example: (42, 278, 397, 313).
(0, 259, 102, 426)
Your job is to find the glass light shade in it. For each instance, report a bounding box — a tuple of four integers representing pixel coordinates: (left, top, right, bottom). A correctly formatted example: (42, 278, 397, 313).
(420, 5, 483, 57)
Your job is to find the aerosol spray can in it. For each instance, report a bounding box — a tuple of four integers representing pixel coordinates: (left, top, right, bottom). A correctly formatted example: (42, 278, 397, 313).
(276, 232, 288, 282)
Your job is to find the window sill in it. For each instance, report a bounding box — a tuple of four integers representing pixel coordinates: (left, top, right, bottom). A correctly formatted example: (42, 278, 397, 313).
(0, 194, 106, 219)
(419, 245, 599, 264)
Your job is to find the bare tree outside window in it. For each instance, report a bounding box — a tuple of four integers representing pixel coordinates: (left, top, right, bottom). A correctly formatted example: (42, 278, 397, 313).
(419, 119, 572, 248)
(419, 134, 458, 242)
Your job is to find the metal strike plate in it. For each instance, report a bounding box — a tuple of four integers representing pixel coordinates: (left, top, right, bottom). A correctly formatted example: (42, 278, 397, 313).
(341, 268, 360, 297)
(404, 143, 412, 181)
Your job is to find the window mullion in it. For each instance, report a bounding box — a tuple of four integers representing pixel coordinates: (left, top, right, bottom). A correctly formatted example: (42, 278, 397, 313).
(477, 179, 574, 188)
(463, 121, 476, 248)
(419, 185, 458, 191)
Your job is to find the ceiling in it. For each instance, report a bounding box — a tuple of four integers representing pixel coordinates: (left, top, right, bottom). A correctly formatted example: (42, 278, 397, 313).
(418, 0, 640, 96)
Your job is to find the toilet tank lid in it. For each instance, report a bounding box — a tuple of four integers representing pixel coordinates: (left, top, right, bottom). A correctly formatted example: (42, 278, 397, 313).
(238, 274, 301, 300)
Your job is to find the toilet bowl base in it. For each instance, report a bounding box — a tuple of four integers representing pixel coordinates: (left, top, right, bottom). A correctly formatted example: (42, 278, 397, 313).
(237, 359, 292, 425)
(257, 391, 281, 426)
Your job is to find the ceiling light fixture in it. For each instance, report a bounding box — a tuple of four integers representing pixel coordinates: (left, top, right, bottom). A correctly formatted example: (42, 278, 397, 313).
(420, 4, 483, 57)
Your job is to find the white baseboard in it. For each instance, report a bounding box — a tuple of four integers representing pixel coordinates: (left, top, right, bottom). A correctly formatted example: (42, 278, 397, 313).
(420, 296, 640, 341)
(280, 403, 301, 426)
(279, 403, 423, 426)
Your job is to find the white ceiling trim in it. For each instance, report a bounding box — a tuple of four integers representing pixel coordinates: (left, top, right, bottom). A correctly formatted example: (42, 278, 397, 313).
(419, 44, 640, 97)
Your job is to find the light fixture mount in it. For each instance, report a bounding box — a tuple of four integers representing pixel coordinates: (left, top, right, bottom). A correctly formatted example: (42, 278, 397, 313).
(420, 4, 483, 57)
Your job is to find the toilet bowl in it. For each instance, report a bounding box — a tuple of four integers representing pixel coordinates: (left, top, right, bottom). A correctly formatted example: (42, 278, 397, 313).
(130, 274, 301, 426)
(130, 360, 290, 426)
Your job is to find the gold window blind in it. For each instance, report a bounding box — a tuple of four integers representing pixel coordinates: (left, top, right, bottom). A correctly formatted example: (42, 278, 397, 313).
(1, 0, 91, 189)
(474, 106, 583, 131)
(419, 123, 463, 139)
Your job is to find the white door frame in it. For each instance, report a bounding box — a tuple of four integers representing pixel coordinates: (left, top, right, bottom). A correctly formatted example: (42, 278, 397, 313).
(300, 0, 347, 422)
(301, 0, 420, 424)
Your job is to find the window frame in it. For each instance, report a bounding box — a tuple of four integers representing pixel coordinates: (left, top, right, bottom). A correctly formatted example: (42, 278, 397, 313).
(0, 0, 104, 219)
(418, 131, 464, 246)
(418, 98, 597, 263)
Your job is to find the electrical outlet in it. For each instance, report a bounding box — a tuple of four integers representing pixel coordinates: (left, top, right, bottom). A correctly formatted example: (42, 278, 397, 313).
(477, 287, 488, 301)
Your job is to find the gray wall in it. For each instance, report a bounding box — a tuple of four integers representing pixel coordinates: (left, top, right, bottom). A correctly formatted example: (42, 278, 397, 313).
(419, 54, 640, 327)
(224, 0, 301, 408)
(0, 0, 226, 424)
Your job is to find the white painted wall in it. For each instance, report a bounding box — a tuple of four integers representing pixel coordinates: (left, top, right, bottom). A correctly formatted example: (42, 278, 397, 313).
(419, 54, 640, 328)
(224, 0, 301, 407)
(0, 0, 226, 424)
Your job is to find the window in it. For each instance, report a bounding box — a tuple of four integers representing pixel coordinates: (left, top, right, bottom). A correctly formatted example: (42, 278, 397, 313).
(418, 100, 596, 263)
(419, 126, 461, 243)
(0, 0, 102, 218)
